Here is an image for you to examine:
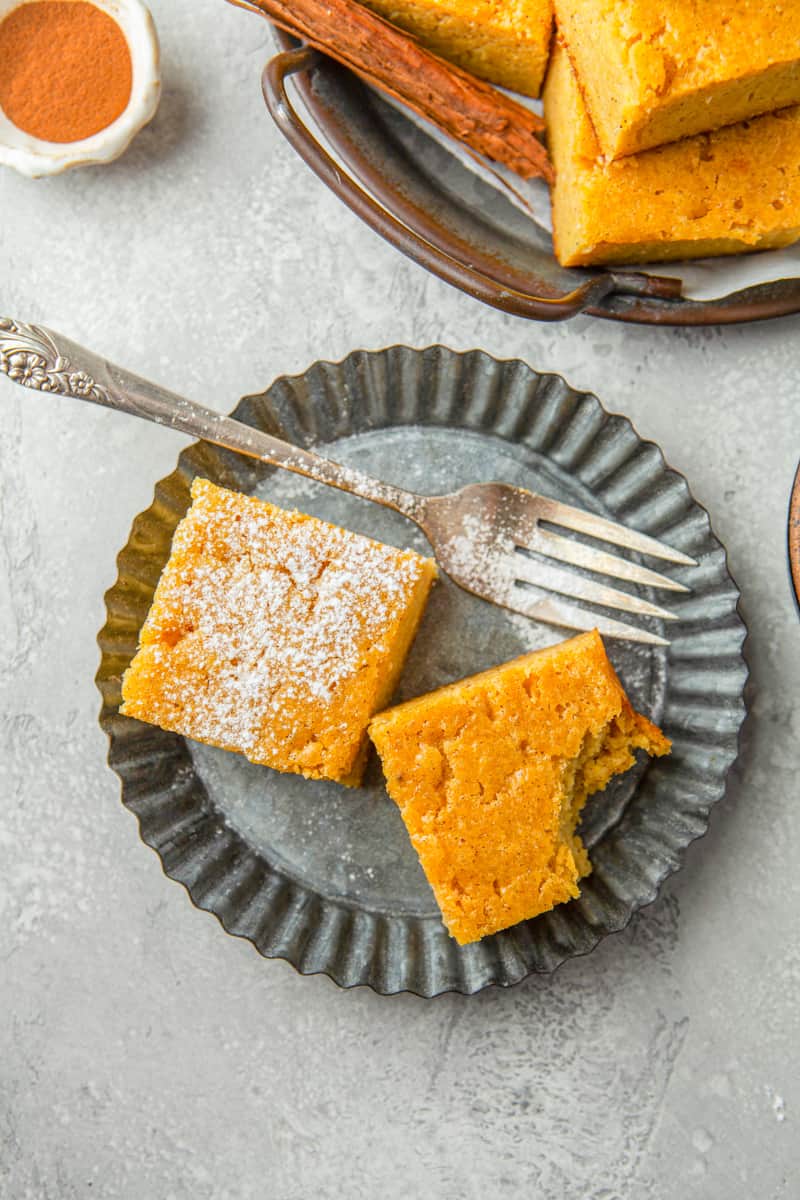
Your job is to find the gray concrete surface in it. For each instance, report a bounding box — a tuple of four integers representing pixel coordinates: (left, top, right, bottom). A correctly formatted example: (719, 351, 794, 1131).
(1, 2, 798, 1196)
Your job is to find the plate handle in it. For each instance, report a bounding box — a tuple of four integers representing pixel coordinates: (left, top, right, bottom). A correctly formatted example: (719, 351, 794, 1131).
(262, 46, 647, 321)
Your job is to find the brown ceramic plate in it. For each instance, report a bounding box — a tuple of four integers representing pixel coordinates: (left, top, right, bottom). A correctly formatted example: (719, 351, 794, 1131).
(790, 462, 800, 612)
(261, 36, 800, 326)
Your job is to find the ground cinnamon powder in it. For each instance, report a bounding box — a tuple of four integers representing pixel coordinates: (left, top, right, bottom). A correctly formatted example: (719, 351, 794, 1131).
(0, 1, 132, 143)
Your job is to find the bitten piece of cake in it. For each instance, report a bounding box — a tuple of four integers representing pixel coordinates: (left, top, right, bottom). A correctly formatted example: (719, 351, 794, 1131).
(555, 0, 800, 160)
(121, 479, 436, 786)
(544, 42, 800, 268)
(369, 631, 670, 945)
(359, 0, 554, 97)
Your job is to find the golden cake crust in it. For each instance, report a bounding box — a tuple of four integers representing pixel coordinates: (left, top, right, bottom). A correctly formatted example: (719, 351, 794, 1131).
(369, 631, 669, 944)
(121, 479, 436, 786)
(359, 0, 553, 97)
(544, 43, 800, 268)
(555, 0, 800, 159)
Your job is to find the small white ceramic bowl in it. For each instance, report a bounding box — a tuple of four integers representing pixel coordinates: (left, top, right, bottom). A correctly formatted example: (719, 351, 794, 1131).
(0, 0, 160, 178)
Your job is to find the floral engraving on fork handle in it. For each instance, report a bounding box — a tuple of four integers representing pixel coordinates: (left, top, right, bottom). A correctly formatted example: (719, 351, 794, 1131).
(0, 317, 109, 403)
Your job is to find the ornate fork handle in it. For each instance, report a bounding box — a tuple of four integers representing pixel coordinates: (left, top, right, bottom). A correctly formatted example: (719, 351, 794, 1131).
(0, 318, 423, 521)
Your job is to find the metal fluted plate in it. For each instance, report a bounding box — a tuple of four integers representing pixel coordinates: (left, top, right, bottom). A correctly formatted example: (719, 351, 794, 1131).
(96, 347, 748, 996)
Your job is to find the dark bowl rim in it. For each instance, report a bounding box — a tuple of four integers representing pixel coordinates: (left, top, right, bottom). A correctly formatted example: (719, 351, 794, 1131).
(789, 461, 800, 614)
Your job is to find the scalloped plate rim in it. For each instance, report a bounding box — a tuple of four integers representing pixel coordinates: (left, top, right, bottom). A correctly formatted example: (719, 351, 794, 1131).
(95, 344, 749, 996)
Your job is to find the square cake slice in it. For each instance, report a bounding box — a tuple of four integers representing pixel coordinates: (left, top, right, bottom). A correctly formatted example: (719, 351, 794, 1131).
(544, 42, 800, 268)
(369, 631, 669, 944)
(359, 0, 553, 97)
(555, 0, 800, 159)
(121, 479, 436, 786)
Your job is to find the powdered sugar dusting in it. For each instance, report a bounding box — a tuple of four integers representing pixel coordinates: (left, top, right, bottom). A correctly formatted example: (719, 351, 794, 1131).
(123, 480, 433, 769)
(443, 510, 506, 594)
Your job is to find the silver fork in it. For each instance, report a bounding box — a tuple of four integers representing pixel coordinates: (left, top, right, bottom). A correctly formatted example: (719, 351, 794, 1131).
(0, 318, 694, 646)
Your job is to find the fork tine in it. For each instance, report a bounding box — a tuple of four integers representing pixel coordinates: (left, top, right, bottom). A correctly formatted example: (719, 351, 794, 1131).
(504, 588, 670, 646)
(512, 553, 679, 620)
(529, 528, 690, 592)
(531, 495, 697, 566)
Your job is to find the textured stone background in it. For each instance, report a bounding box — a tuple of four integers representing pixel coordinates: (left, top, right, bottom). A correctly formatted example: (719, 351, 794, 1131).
(1, 2, 798, 1196)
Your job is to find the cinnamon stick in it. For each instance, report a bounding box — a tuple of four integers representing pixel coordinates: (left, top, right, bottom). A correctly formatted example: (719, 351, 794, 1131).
(231, 0, 553, 182)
